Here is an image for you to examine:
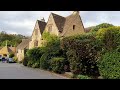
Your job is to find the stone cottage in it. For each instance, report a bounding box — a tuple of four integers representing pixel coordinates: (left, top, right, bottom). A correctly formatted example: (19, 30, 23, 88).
(16, 39, 30, 61)
(17, 11, 86, 61)
(29, 19, 46, 49)
(0, 41, 16, 57)
(29, 11, 85, 49)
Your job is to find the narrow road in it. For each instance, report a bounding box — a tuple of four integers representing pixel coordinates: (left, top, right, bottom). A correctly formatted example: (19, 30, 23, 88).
(0, 62, 68, 79)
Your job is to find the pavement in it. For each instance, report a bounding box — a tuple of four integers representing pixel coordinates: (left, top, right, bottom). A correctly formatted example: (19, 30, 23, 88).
(0, 62, 68, 79)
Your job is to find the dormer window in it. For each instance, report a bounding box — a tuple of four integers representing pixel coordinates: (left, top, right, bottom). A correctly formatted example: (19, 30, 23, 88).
(73, 25, 75, 30)
(35, 29, 38, 35)
(48, 24, 52, 32)
(34, 40, 38, 47)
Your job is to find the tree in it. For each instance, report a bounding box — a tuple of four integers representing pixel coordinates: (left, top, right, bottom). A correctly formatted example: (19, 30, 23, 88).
(91, 23, 114, 32)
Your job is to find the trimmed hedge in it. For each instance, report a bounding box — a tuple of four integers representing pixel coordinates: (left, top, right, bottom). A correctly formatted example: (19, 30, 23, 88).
(97, 51, 120, 79)
(61, 34, 100, 76)
(40, 53, 51, 70)
(50, 57, 65, 74)
(77, 75, 91, 79)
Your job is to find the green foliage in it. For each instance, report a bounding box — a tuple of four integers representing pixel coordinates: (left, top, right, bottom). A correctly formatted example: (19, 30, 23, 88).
(27, 60, 35, 67)
(91, 23, 114, 32)
(50, 57, 65, 74)
(32, 61, 40, 68)
(42, 32, 60, 48)
(0, 31, 28, 47)
(96, 26, 120, 51)
(13, 56, 18, 62)
(77, 75, 91, 79)
(9, 53, 14, 58)
(40, 53, 51, 70)
(26, 47, 45, 61)
(97, 51, 120, 79)
(61, 34, 100, 76)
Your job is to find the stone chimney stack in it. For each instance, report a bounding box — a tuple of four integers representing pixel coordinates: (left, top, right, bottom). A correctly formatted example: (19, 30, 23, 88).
(40, 17, 45, 22)
(72, 11, 79, 15)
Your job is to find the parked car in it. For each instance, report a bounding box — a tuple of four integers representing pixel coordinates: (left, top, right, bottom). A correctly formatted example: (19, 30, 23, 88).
(7, 58, 14, 63)
(2, 57, 6, 63)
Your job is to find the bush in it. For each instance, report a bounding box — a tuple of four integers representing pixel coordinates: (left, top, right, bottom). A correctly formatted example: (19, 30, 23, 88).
(32, 61, 40, 68)
(18, 61, 23, 64)
(40, 53, 51, 70)
(23, 56, 29, 66)
(96, 26, 120, 51)
(26, 47, 45, 61)
(97, 51, 120, 79)
(50, 57, 65, 74)
(91, 23, 114, 32)
(27, 60, 35, 67)
(9, 53, 14, 58)
(77, 75, 91, 79)
(13, 56, 18, 62)
(61, 34, 100, 76)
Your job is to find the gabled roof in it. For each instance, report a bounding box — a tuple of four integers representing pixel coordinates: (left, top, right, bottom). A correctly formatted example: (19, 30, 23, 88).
(37, 20, 46, 34)
(17, 39, 30, 50)
(51, 13, 66, 32)
(0, 46, 16, 54)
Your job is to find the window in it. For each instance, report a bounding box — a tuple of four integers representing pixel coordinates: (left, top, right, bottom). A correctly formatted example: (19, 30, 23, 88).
(48, 25, 52, 32)
(34, 40, 38, 47)
(73, 25, 75, 30)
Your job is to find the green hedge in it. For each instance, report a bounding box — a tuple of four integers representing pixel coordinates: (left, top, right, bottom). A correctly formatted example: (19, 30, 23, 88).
(61, 34, 100, 76)
(77, 75, 91, 79)
(50, 57, 65, 74)
(97, 51, 120, 79)
(32, 61, 40, 68)
(96, 26, 120, 51)
(40, 53, 51, 70)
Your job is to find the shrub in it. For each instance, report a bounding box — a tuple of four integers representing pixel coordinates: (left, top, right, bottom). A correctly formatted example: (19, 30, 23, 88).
(26, 47, 45, 61)
(91, 23, 114, 32)
(61, 34, 100, 76)
(27, 60, 35, 67)
(23, 56, 29, 66)
(97, 51, 120, 79)
(96, 26, 120, 51)
(18, 61, 23, 64)
(13, 56, 18, 62)
(77, 75, 91, 79)
(50, 57, 65, 74)
(32, 61, 40, 68)
(9, 53, 14, 58)
(40, 53, 51, 70)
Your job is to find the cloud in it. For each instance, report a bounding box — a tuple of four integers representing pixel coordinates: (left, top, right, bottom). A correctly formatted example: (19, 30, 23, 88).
(0, 11, 120, 36)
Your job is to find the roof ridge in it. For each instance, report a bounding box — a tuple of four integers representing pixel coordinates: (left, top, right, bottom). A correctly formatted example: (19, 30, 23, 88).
(51, 13, 65, 18)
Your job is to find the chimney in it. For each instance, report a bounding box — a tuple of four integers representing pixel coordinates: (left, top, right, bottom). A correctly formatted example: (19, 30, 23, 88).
(72, 11, 79, 15)
(40, 17, 45, 22)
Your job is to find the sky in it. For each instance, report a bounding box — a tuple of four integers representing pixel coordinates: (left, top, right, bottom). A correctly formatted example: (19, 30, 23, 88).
(0, 11, 120, 36)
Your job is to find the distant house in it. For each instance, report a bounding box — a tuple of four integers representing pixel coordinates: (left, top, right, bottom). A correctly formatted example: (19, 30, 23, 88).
(16, 39, 30, 61)
(84, 26, 95, 33)
(0, 46, 16, 57)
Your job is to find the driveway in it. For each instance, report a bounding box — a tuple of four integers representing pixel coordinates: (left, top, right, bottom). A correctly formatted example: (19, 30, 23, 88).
(0, 62, 68, 79)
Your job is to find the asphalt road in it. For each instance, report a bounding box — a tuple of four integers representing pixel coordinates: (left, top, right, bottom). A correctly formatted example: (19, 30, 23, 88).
(0, 62, 68, 79)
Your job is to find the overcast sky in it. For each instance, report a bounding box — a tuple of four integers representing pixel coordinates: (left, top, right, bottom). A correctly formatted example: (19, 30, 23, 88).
(0, 11, 120, 36)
